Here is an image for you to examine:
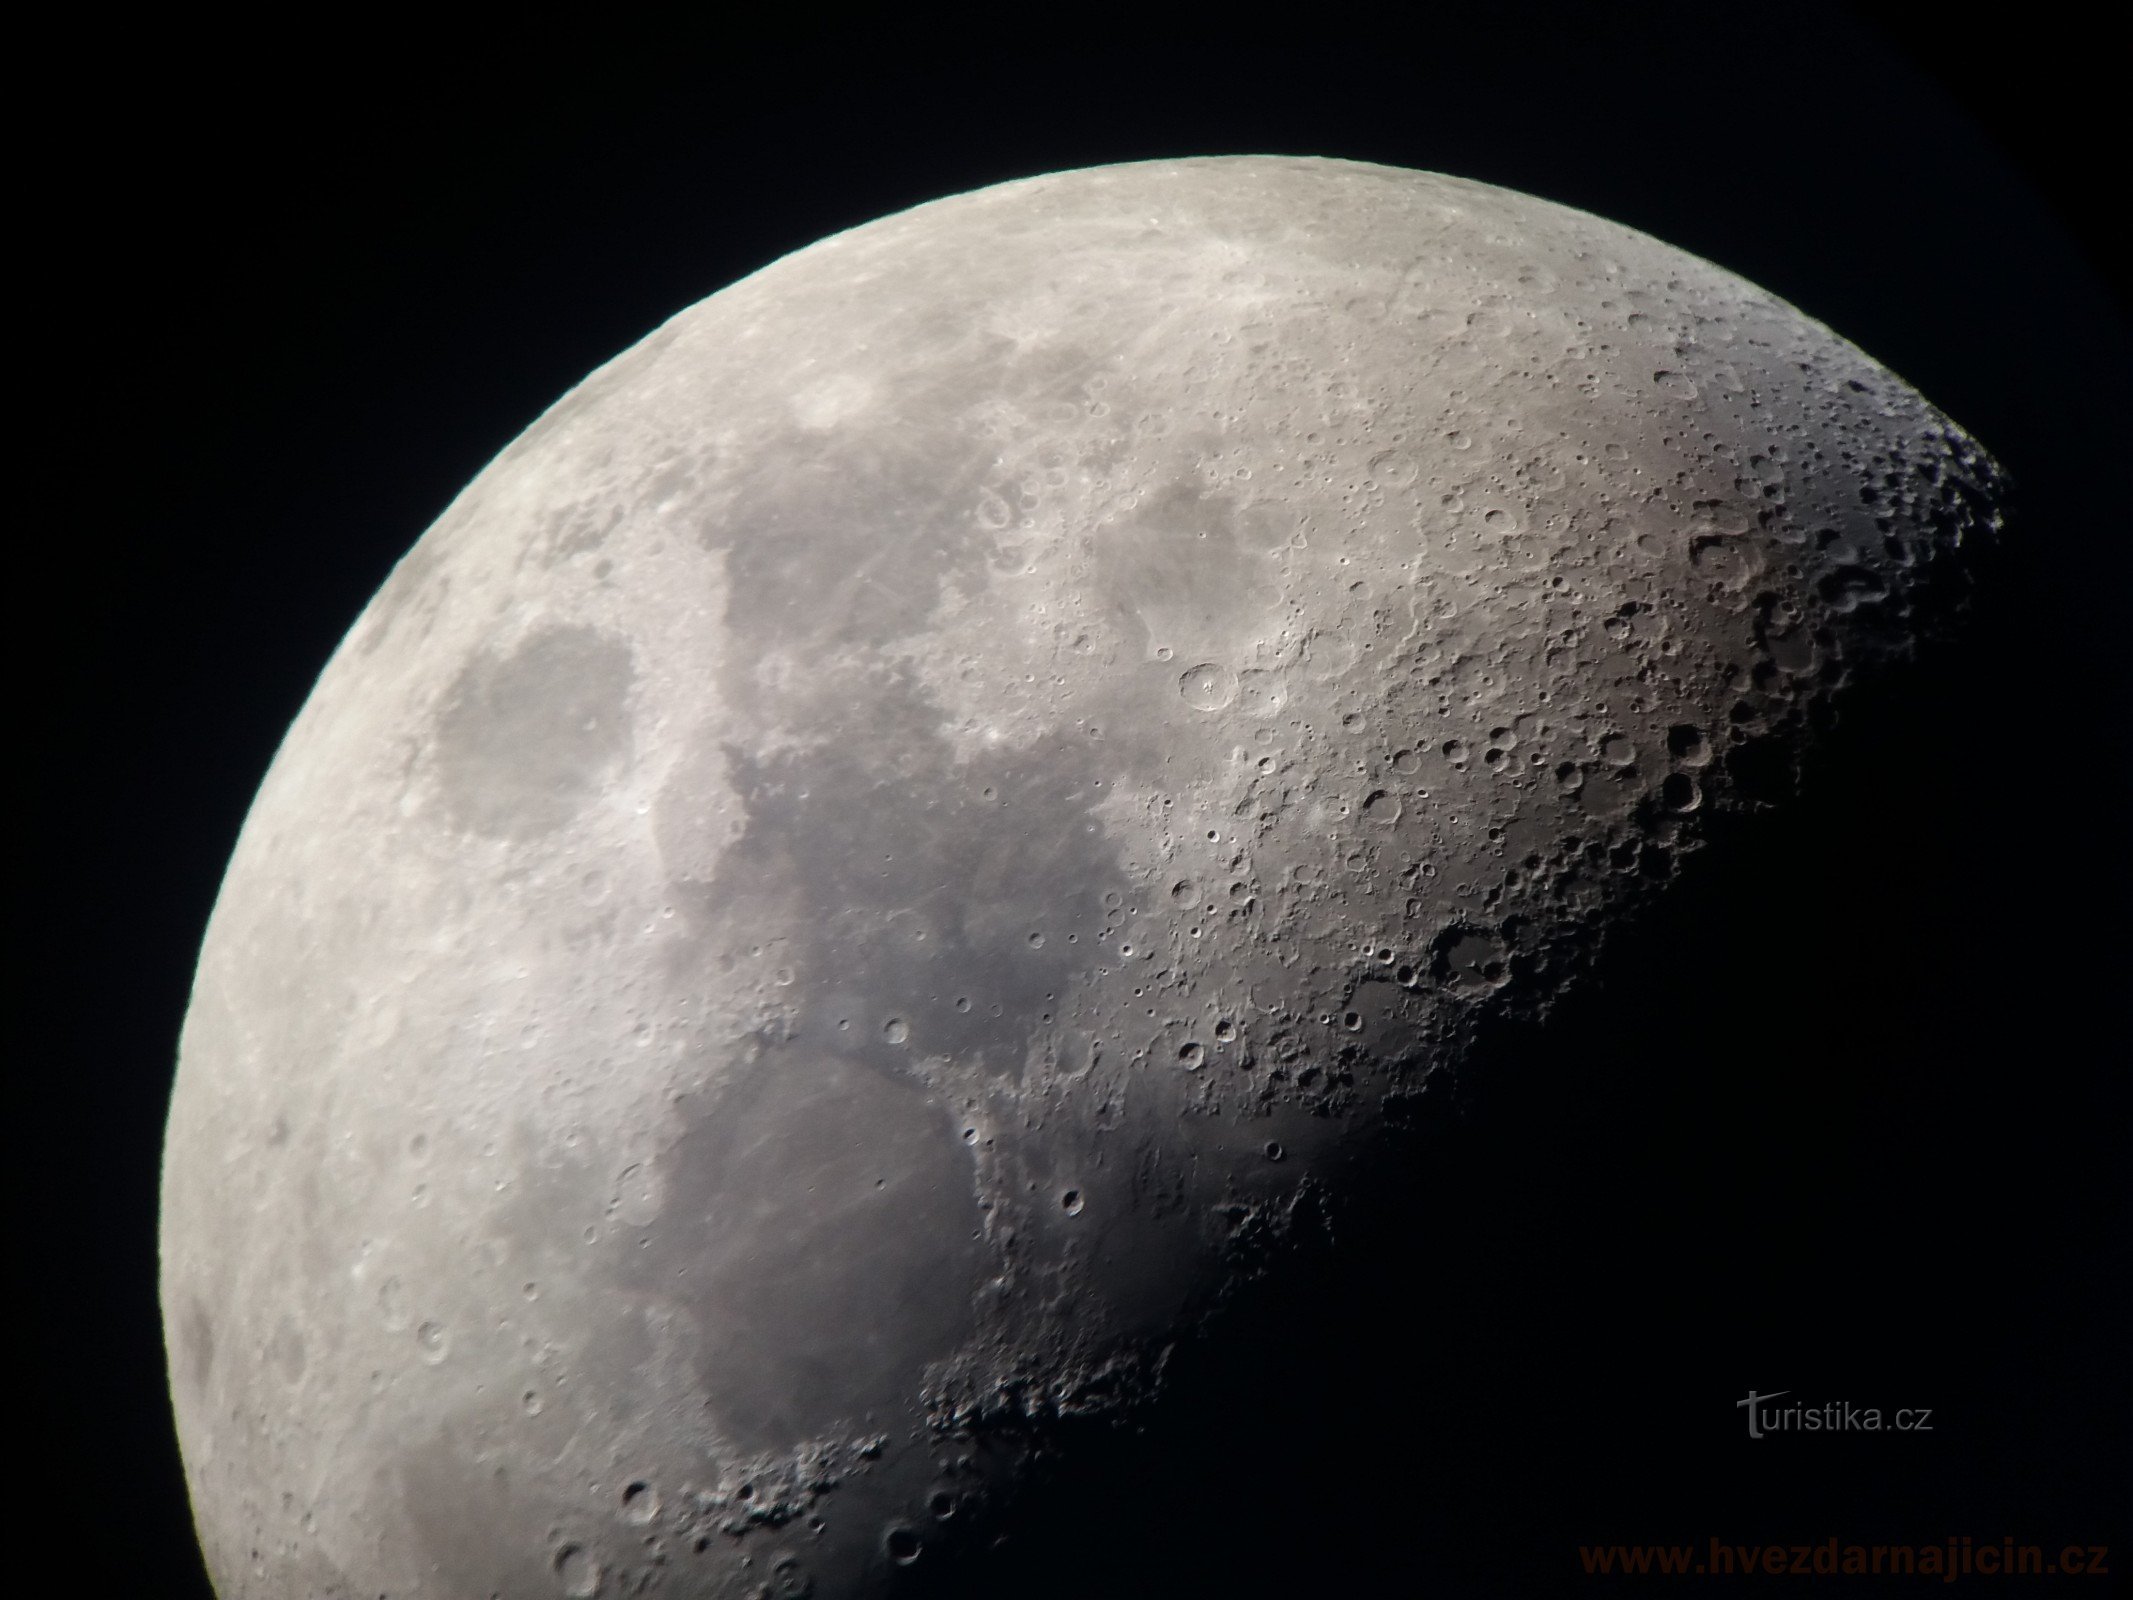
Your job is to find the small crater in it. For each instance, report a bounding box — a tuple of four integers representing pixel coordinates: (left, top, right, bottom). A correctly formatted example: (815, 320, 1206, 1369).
(554, 1542, 599, 1598)
(1689, 534, 1761, 586)
(1236, 668, 1288, 716)
(1666, 724, 1711, 768)
(1179, 663, 1238, 711)
(1435, 925, 1511, 992)
(1818, 564, 1889, 611)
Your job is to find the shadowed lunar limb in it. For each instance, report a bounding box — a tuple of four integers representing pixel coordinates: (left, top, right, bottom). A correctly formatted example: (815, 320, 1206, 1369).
(160, 156, 2002, 1598)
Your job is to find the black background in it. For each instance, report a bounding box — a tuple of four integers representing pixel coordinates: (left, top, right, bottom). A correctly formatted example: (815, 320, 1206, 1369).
(24, 6, 2126, 1596)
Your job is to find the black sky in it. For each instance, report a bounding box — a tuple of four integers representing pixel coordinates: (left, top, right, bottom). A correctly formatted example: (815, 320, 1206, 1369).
(22, 8, 2126, 1596)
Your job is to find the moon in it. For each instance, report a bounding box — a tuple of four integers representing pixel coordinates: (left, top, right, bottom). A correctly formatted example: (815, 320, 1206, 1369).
(160, 156, 2002, 1597)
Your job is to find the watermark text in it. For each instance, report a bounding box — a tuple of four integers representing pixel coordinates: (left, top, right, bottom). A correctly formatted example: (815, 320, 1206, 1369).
(1578, 1537, 2109, 1581)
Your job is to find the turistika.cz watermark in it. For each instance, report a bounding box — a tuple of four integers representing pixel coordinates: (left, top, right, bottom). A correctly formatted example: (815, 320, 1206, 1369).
(1578, 1537, 2111, 1580)
(1737, 1389, 1933, 1439)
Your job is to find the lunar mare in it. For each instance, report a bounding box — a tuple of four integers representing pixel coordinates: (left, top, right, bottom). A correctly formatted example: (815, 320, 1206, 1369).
(160, 157, 2002, 1597)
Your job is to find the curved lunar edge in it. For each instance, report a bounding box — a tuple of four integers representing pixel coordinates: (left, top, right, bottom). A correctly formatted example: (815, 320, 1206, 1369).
(162, 156, 2003, 1599)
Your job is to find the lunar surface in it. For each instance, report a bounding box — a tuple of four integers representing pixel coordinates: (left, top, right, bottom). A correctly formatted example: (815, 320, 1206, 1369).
(161, 156, 2002, 1597)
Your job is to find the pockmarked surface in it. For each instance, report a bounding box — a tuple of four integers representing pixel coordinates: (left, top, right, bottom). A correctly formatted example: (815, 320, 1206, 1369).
(161, 157, 2002, 1598)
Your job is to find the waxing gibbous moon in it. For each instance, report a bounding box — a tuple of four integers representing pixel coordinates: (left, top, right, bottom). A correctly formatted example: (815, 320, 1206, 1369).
(160, 156, 2002, 1598)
